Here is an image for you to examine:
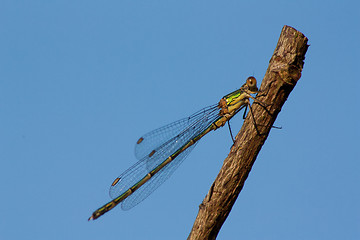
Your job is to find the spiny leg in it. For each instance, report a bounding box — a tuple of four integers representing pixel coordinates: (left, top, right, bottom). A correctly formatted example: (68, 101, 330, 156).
(228, 104, 249, 147)
(248, 102, 262, 135)
(227, 121, 235, 144)
(242, 104, 248, 120)
(248, 98, 282, 135)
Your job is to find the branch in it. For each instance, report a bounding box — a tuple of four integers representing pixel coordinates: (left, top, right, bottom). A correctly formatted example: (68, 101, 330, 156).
(187, 25, 309, 240)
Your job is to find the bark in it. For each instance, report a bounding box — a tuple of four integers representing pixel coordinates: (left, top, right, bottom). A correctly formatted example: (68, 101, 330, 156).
(187, 25, 309, 240)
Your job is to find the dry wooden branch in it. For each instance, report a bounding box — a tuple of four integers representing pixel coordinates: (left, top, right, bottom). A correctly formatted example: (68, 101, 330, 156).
(187, 25, 309, 240)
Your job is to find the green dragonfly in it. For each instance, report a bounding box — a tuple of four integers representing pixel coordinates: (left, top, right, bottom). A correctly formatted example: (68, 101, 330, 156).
(89, 76, 259, 220)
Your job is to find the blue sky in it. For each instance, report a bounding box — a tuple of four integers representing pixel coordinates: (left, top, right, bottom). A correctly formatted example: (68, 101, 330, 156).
(1, 1, 359, 239)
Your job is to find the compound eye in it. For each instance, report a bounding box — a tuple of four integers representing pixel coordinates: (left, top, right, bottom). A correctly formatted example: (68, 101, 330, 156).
(246, 76, 257, 88)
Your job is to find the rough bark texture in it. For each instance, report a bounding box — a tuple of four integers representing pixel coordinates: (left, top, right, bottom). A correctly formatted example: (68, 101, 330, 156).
(187, 25, 309, 240)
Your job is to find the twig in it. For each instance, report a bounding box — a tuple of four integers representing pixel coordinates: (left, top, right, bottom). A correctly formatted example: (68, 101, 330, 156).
(187, 25, 309, 240)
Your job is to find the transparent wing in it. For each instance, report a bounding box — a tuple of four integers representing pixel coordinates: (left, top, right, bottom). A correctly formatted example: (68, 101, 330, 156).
(144, 105, 220, 172)
(109, 104, 221, 209)
(121, 143, 197, 210)
(134, 104, 219, 160)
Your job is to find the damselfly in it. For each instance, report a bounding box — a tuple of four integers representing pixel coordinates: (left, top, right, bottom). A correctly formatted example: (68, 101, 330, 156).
(89, 76, 259, 220)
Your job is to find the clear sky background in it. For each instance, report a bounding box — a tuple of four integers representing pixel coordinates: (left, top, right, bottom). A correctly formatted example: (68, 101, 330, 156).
(1, 1, 359, 239)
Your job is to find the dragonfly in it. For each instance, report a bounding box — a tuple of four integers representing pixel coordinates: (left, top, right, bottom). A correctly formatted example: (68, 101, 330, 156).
(89, 76, 259, 220)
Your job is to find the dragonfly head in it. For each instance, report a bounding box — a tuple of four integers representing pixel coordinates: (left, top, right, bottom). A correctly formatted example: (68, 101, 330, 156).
(245, 76, 258, 94)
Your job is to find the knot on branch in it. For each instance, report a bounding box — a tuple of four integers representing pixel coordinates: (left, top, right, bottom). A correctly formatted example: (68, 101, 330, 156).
(269, 60, 302, 85)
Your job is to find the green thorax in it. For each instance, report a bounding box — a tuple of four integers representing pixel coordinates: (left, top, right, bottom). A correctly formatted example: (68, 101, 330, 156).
(222, 84, 247, 106)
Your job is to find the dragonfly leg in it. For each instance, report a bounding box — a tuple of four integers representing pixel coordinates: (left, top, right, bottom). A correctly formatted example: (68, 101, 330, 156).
(242, 104, 248, 119)
(248, 102, 262, 135)
(227, 121, 235, 143)
(249, 95, 270, 109)
(248, 101, 282, 135)
(251, 95, 282, 129)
